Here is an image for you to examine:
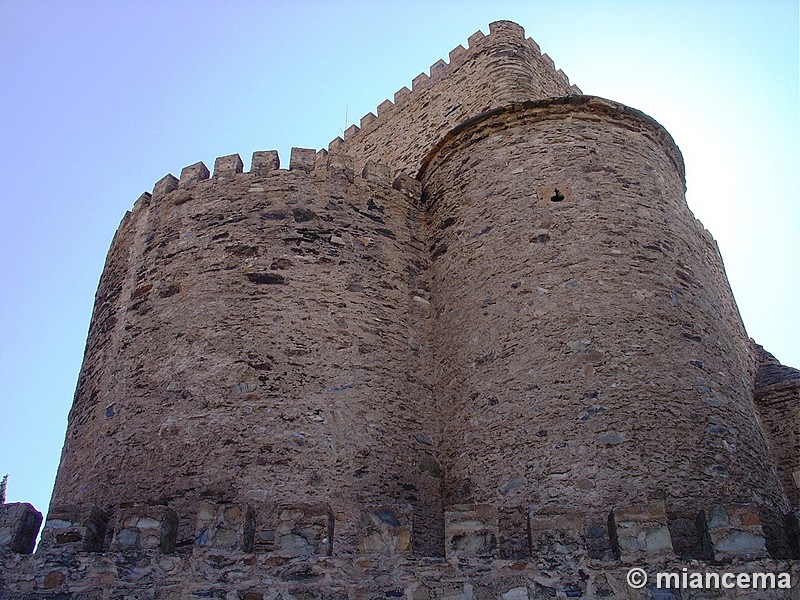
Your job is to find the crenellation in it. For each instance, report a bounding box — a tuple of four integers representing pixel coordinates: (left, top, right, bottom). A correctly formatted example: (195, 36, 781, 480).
(152, 173, 178, 198)
(289, 146, 316, 172)
(178, 160, 210, 188)
(429, 58, 448, 80)
(250, 149, 280, 174)
(213, 152, 244, 177)
(0, 503, 42, 554)
(343, 123, 360, 140)
(110, 504, 178, 555)
(377, 98, 394, 115)
(448, 44, 466, 64)
(525, 37, 541, 55)
(132, 191, 151, 212)
(467, 29, 486, 48)
(608, 504, 674, 564)
(393, 85, 411, 104)
(360, 111, 377, 128)
(411, 71, 429, 91)
(698, 505, 770, 562)
(328, 135, 344, 152)
(195, 501, 255, 552)
(39, 504, 107, 554)
(540, 52, 556, 70)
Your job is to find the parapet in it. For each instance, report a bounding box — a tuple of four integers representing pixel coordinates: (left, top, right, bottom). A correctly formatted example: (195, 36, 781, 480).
(138, 148, 421, 218)
(4, 498, 793, 560)
(329, 20, 579, 176)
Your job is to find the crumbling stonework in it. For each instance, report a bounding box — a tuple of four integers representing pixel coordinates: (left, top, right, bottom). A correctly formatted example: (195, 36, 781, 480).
(2, 19, 798, 599)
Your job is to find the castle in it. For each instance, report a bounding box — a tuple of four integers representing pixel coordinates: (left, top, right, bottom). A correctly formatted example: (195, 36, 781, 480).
(1, 20, 798, 599)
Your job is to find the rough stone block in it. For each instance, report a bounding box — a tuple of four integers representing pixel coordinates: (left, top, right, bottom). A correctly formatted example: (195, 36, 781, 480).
(195, 501, 254, 552)
(289, 147, 316, 173)
(444, 504, 498, 558)
(697, 504, 769, 562)
(362, 161, 391, 187)
(0, 502, 43, 554)
(111, 504, 178, 554)
(39, 504, 107, 553)
(326, 152, 354, 181)
(251, 150, 280, 173)
(213, 153, 244, 177)
(152, 173, 178, 198)
(179, 161, 210, 188)
(528, 507, 584, 556)
(359, 505, 413, 556)
(256, 504, 333, 557)
(392, 173, 422, 202)
(608, 504, 673, 563)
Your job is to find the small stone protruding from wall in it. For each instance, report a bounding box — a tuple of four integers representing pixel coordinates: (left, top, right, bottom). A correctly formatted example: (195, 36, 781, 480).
(290, 147, 316, 173)
(528, 507, 585, 556)
(179, 161, 210, 189)
(697, 504, 769, 562)
(362, 161, 391, 187)
(251, 150, 280, 174)
(152, 173, 178, 199)
(110, 504, 178, 555)
(213, 153, 244, 178)
(195, 501, 255, 552)
(608, 504, 673, 564)
(0, 502, 43, 554)
(39, 504, 107, 553)
(444, 504, 499, 558)
(392, 173, 422, 203)
(359, 505, 413, 557)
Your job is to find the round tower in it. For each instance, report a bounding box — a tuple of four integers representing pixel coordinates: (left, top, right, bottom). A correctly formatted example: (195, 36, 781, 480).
(419, 97, 789, 552)
(50, 154, 443, 553)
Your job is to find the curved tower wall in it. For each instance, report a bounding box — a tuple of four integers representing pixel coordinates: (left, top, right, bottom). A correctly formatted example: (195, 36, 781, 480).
(50, 156, 441, 552)
(420, 98, 789, 549)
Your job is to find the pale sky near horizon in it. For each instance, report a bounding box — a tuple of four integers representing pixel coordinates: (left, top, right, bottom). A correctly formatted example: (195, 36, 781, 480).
(0, 1, 797, 521)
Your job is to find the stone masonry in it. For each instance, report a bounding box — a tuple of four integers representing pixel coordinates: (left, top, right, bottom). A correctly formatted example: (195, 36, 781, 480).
(1, 19, 798, 599)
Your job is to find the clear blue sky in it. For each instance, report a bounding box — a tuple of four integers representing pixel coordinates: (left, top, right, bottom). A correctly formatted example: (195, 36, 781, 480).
(1, 1, 797, 519)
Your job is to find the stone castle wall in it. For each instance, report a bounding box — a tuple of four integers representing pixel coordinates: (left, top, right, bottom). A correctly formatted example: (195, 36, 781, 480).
(420, 97, 790, 557)
(2, 18, 798, 599)
(49, 151, 445, 556)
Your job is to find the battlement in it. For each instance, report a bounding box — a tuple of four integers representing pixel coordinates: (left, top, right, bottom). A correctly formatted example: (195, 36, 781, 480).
(141, 148, 422, 209)
(328, 20, 580, 176)
(1, 500, 797, 597)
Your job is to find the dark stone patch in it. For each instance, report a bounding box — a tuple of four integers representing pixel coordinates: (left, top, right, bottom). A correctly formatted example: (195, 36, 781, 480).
(292, 207, 317, 222)
(439, 216, 457, 230)
(431, 243, 448, 260)
(246, 272, 286, 285)
(225, 244, 258, 257)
